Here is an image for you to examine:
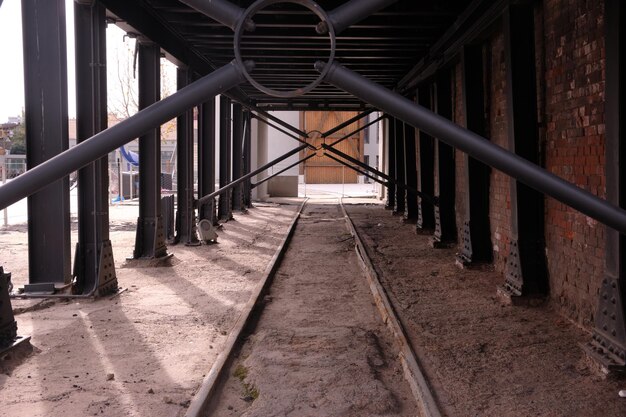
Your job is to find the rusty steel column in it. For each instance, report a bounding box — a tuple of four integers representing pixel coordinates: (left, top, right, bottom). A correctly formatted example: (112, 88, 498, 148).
(416, 84, 436, 231)
(393, 117, 405, 215)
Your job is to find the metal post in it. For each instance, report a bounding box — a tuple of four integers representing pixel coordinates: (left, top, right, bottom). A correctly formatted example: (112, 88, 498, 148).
(21, 0, 71, 291)
(73, 0, 117, 295)
(175, 67, 199, 245)
(316, 59, 626, 234)
(242, 110, 253, 207)
(134, 42, 167, 259)
(384, 116, 395, 209)
(2, 156, 6, 226)
(393, 117, 405, 215)
(198, 97, 217, 224)
(0, 61, 247, 211)
(500, 4, 548, 298)
(432, 69, 457, 247)
(218, 96, 233, 221)
(416, 85, 436, 230)
(231, 103, 244, 211)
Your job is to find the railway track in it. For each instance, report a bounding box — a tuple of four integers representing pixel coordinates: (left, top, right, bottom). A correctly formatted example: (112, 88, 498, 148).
(185, 198, 440, 417)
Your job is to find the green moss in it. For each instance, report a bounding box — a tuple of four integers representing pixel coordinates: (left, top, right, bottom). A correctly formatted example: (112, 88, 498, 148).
(233, 365, 248, 381)
(233, 364, 259, 402)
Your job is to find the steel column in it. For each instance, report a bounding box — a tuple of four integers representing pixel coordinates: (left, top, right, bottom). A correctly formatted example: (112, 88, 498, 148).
(242, 110, 253, 207)
(0, 62, 246, 211)
(403, 119, 418, 221)
(317, 59, 626, 234)
(231, 103, 244, 211)
(393, 117, 406, 214)
(175, 68, 199, 245)
(73, 0, 117, 295)
(218, 96, 233, 221)
(198, 97, 217, 224)
(432, 69, 457, 246)
(416, 85, 435, 231)
(583, 0, 626, 372)
(21, 0, 71, 290)
(500, 4, 548, 298)
(384, 115, 396, 209)
(457, 46, 492, 264)
(134, 42, 167, 259)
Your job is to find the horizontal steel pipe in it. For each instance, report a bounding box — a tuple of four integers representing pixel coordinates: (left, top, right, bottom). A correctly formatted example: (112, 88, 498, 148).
(197, 144, 308, 205)
(0, 61, 249, 211)
(317, 0, 399, 35)
(328, 114, 386, 147)
(322, 108, 374, 138)
(317, 60, 626, 234)
(179, 0, 253, 31)
(252, 153, 316, 189)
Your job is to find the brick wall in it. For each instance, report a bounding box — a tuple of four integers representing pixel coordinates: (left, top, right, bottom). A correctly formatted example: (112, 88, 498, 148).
(543, 0, 605, 326)
(487, 30, 512, 274)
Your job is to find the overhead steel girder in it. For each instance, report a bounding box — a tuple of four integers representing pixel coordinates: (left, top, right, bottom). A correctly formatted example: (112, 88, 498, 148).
(316, 61, 626, 235)
(0, 61, 249, 212)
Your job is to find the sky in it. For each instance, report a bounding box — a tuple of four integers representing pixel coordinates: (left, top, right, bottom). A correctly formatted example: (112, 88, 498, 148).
(0, 0, 175, 124)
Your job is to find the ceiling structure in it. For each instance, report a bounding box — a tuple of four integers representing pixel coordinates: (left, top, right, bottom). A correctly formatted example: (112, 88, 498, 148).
(101, 0, 491, 110)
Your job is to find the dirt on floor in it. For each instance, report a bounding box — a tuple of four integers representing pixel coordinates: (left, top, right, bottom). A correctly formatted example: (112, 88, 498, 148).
(0, 200, 299, 417)
(207, 200, 418, 417)
(344, 201, 626, 417)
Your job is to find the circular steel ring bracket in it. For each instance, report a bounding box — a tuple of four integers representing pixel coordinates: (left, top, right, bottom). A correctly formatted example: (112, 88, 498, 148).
(234, 0, 336, 98)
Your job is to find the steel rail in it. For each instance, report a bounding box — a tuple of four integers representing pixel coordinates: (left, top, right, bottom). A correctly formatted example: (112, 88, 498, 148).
(316, 0, 399, 35)
(327, 114, 386, 147)
(196, 144, 309, 206)
(252, 153, 316, 189)
(339, 199, 442, 417)
(250, 113, 315, 149)
(0, 61, 249, 211)
(185, 198, 308, 417)
(317, 60, 626, 235)
(321, 108, 375, 138)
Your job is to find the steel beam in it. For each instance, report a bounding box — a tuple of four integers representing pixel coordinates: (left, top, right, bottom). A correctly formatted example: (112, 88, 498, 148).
(73, 0, 117, 295)
(384, 116, 396, 209)
(198, 97, 217, 224)
(242, 111, 253, 207)
(317, 0, 399, 35)
(218, 96, 233, 221)
(0, 61, 247, 211)
(322, 109, 375, 138)
(432, 69, 457, 246)
(175, 67, 200, 245)
(416, 85, 435, 230)
(500, 4, 548, 297)
(403, 120, 418, 221)
(583, 0, 626, 372)
(21, 0, 71, 290)
(178, 0, 253, 32)
(134, 42, 167, 259)
(317, 59, 626, 235)
(198, 144, 309, 205)
(252, 153, 316, 189)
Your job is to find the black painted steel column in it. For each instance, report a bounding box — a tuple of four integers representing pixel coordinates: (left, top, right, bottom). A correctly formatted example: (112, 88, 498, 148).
(584, 0, 626, 372)
(73, 0, 117, 295)
(243, 110, 252, 207)
(198, 98, 217, 224)
(385, 116, 396, 209)
(133, 42, 167, 259)
(403, 120, 418, 221)
(21, 0, 71, 290)
(456, 45, 492, 266)
(218, 96, 233, 221)
(393, 117, 406, 214)
(416, 85, 435, 231)
(231, 102, 244, 211)
(175, 68, 199, 245)
(432, 69, 457, 246)
(500, 5, 548, 298)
